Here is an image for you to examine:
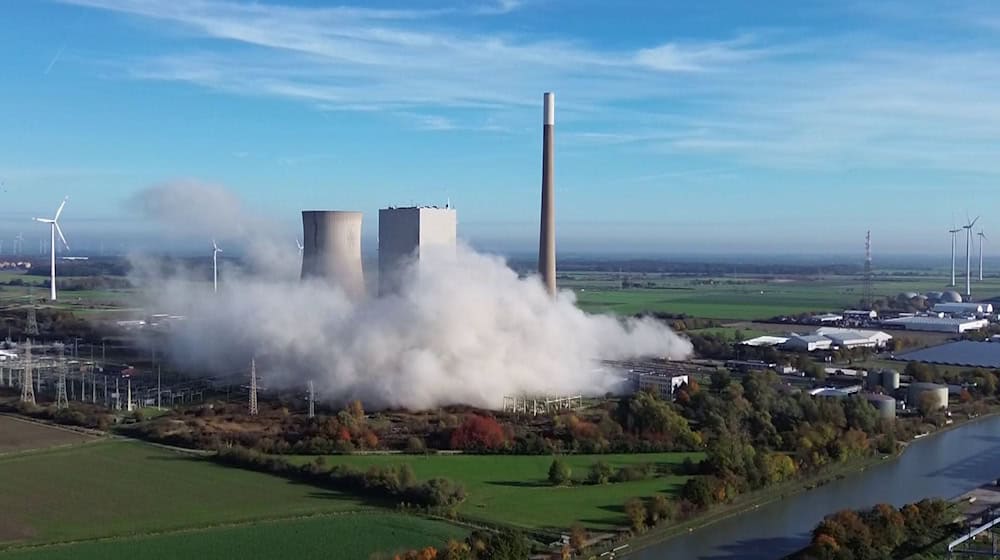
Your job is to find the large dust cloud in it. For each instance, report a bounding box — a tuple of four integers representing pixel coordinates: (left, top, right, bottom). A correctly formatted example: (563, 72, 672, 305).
(130, 182, 693, 410)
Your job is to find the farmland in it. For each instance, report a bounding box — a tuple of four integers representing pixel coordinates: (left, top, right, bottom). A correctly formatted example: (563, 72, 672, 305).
(291, 452, 703, 531)
(0, 416, 97, 454)
(567, 273, 1000, 320)
(0, 440, 373, 545)
(0, 514, 465, 560)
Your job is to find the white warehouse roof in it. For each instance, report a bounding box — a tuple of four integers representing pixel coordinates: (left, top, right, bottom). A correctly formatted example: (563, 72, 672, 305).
(742, 335, 789, 347)
(882, 316, 988, 333)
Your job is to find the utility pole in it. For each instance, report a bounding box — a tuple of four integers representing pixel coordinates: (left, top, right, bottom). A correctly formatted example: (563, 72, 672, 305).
(91, 346, 96, 403)
(249, 358, 258, 416)
(115, 377, 120, 410)
(55, 347, 69, 410)
(308, 380, 315, 419)
(21, 340, 34, 405)
(126, 376, 133, 412)
(157, 365, 162, 410)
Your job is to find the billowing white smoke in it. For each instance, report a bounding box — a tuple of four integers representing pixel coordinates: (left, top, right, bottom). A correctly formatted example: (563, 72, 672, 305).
(131, 182, 693, 410)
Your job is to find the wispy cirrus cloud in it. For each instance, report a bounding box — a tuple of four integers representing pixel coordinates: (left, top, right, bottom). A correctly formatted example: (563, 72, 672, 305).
(58, 0, 1000, 176)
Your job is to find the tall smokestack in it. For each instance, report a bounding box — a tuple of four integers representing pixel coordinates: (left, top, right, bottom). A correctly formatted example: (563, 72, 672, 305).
(538, 92, 556, 297)
(301, 210, 366, 299)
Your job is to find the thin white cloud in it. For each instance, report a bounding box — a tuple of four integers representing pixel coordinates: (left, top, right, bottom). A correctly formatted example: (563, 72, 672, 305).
(57, 0, 1000, 176)
(44, 45, 66, 75)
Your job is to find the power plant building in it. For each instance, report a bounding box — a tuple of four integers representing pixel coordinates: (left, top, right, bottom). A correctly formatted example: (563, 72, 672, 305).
(300, 211, 366, 299)
(378, 206, 457, 295)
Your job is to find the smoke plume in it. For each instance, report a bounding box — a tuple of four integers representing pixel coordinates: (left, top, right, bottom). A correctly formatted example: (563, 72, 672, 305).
(130, 182, 693, 410)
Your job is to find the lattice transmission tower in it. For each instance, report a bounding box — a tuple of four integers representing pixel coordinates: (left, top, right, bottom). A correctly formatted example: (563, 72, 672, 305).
(308, 380, 315, 419)
(25, 306, 39, 336)
(21, 340, 35, 405)
(249, 358, 258, 416)
(55, 346, 69, 409)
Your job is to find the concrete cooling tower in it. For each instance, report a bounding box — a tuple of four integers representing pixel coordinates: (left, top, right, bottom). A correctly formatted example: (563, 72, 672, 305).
(301, 211, 365, 299)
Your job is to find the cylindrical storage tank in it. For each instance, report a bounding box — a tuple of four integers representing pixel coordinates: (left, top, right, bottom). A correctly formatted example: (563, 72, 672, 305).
(301, 211, 365, 299)
(866, 370, 882, 390)
(907, 382, 949, 410)
(882, 370, 900, 391)
(865, 394, 896, 420)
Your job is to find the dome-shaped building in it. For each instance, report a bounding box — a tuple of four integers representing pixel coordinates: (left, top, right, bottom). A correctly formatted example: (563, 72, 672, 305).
(940, 291, 963, 303)
(925, 291, 943, 302)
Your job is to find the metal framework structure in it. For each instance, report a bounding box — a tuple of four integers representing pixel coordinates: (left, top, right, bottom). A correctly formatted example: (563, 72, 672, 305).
(249, 358, 258, 416)
(949, 510, 1000, 558)
(308, 379, 315, 419)
(21, 340, 34, 405)
(25, 306, 39, 336)
(502, 394, 583, 416)
(55, 347, 68, 409)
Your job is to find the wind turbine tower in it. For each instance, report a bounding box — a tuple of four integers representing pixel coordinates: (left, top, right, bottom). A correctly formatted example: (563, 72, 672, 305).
(21, 340, 34, 405)
(978, 230, 988, 281)
(964, 216, 979, 299)
(32, 197, 69, 301)
(212, 240, 222, 293)
(949, 228, 961, 287)
(863, 231, 873, 310)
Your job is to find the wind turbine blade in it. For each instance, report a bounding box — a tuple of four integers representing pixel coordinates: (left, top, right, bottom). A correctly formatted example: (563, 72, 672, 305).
(54, 197, 68, 221)
(54, 223, 69, 250)
(972, 216, 980, 227)
(32, 218, 53, 223)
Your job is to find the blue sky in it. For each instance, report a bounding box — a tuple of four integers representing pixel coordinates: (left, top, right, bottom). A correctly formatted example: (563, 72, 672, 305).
(2, 0, 1000, 256)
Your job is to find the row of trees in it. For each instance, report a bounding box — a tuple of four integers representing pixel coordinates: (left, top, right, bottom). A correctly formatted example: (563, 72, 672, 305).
(1, 399, 113, 431)
(214, 446, 465, 510)
(384, 529, 530, 560)
(670, 370, 894, 510)
(546, 459, 655, 486)
(798, 499, 952, 559)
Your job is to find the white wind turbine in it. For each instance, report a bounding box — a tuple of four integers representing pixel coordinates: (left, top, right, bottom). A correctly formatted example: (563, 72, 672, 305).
(212, 240, 222, 293)
(963, 216, 979, 298)
(978, 230, 988, 281)
(32, 196, 69, 301)
(948, 227, 961, 287)
(296, 238, 304, 256)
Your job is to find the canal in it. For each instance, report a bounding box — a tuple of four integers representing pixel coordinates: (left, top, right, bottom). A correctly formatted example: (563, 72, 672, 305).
(634, 415, 1000, 559)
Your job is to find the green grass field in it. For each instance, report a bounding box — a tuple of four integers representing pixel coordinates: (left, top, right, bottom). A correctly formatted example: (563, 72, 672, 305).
(570, 274, 1000, 320)
(0, 514, 465, 560)
(0, 440, 375, 545)
(293, 452, 702, 531)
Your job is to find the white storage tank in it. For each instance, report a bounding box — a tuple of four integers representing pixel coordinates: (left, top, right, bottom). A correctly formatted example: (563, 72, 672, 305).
(864, 393, 896, 420)
(907, 382, 949, 410)
(881, 370, 900, 391)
